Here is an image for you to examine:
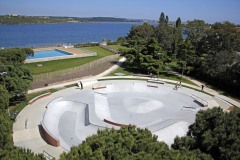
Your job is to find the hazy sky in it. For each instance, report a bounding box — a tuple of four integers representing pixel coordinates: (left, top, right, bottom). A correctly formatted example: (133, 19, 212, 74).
(0, 0, 239, 23)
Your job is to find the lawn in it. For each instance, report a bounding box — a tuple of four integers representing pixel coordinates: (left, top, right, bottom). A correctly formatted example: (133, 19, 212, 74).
(108, 45, 131, 51)
(25, 46, 114, 75)
(108, 63, 197, 86)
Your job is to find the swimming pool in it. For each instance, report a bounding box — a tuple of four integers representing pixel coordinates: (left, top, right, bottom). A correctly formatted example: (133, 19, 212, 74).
(27, 49, 73, 60)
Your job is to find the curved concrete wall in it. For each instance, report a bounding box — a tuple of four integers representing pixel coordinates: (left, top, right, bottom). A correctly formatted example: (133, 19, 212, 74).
(42, 98, 88, 150)
(41, 122, 60, 147)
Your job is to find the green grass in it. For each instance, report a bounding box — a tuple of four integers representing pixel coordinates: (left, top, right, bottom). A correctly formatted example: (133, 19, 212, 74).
(108, 45, 130, 51)
(25, 46, 114, 75)
(64, 83, 78, 88)
(9, 88, 60, 117)
(99, 78, 146, 81)
(158, 71, 197, 86)
(108, 63, 197, 86)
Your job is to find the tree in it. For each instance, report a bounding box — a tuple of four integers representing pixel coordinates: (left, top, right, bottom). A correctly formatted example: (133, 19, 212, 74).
(125, 37, 164, 74)
(0, 110, 45, 159)
(184, 19, 208, 51)
(177, 41, 197, 67)
(156, 12, 174, 54)
(198, 21, 238, 54)
(116, 36, 127, 45)
(172, 107, 240, 160)
(0, 48, 33, 64)
(126, 22, 155, 49)
(0, 48, 33, 104)
(193, 22, 240, 96)
(172, 17, 183, 55)
(0, 85, 9, 109)
(60, 125, 211, 160)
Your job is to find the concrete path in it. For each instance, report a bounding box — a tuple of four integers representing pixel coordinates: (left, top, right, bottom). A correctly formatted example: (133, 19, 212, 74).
(168, 69, 240, 107)
(28, 56, 240, 108)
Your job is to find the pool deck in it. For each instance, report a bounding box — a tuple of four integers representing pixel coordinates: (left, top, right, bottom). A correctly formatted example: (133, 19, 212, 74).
(25, 47, 96, 63)
(33, 47, 86, 55)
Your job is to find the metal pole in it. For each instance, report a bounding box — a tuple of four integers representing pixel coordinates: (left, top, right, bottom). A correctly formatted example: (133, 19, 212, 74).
(157, 53, 161, 80)
(181, 67, 184, 80)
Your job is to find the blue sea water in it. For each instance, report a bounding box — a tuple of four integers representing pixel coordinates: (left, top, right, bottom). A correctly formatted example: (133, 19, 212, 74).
(27, 49, 72, 60)
(0, 22, 143, 48)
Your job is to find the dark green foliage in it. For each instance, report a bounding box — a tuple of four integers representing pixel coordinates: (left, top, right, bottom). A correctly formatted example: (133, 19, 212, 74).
(0, 48, 33, 64)
(0, 148, 45, 160)
(185, 19, 208, 49)
(116, 36, 127, 45)
(0, 110, 13, 149)
(199, 22, 239, 53)
(172, 108, 240, 160)
(0, 85, 9, 109)
(193, 22, 240, 96)
(0, 48, 33, 104)
(175, 41, 196, 74)
(156, 12, 174, 54)
(172, 17, 183, 55)
(126, 22, 155, 49)
(60, 125, 211, 160)
(125, 37, 164, 74)
(0, 110, 45, 159)
(0, 15, 141, 25)
(125, 13, 240, 97)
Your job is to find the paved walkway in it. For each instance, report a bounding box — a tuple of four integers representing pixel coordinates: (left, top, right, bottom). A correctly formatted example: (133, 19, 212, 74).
(14, 56, 240, 159)
(168, 69, 240, 107)
(28, 56, 240, 109)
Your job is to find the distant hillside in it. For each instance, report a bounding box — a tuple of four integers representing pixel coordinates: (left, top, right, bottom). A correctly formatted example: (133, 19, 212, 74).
(0, 15, 147, 24)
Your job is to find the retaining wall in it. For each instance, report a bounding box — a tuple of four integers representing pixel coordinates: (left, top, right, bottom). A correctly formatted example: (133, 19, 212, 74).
(32, 55, 119, 88)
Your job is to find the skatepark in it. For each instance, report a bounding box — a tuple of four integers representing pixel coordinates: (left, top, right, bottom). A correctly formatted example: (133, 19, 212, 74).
(12, 58, 238, 158)
(41, 81, 210, 150)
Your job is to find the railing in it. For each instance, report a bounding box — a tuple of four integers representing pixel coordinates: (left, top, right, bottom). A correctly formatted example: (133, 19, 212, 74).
(43, 150, 54, 160)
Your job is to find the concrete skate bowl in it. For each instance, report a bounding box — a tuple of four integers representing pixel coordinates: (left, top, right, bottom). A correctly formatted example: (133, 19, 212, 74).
(41, 81, 209, 150)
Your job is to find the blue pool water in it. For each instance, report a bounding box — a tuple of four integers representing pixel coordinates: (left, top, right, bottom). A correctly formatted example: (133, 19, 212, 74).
(27, 49, 72, 60)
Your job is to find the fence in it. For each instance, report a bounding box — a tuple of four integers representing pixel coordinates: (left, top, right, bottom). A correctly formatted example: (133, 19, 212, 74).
(32, 54, 119, 88)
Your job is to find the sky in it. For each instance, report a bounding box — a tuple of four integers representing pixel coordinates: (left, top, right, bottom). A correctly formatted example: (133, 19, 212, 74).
(0, 0, 240, 24)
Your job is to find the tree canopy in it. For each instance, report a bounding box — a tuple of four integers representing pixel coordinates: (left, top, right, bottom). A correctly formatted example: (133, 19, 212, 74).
(172, 107, 240, 160)
(124, 13, 240, 97)
(0, 48, 33, 104)
(0, 110, 45, 159)
(60, 125, 211, 160)
(0, 85, 9, 109)
(126, 22, 155, 49)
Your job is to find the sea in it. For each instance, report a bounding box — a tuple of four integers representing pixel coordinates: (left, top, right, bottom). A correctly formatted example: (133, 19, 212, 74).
(0, 22, 144, 48)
